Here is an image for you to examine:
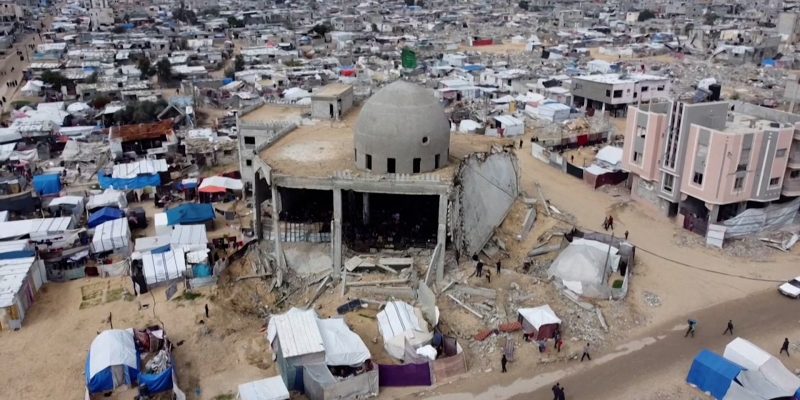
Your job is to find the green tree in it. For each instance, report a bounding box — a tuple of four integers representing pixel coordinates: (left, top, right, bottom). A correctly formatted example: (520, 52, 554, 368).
(638, 9, 656, 21)
(172, 8, 197, 24)
(137, 56, 154, 78)
(704, 13, 718, 25)
(201, 7, 219, 17)
(86, 71, 99, 84)
(156, 57, 172, 81)
(234, 54, 245, 72)
(310, 22, 332, 36)
(518, 0, 529, 10)
(91, 95, 111, 109)
(41, 70, 68, 90)
(227, 16, 244, 28)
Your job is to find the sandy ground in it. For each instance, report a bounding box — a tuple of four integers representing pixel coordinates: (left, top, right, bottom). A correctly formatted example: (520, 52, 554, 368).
(458, 42, 528, 55)
(588, 48, 680, 64)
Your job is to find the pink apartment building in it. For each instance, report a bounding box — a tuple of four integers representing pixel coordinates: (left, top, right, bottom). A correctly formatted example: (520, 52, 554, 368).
(622, 100, 800, 235)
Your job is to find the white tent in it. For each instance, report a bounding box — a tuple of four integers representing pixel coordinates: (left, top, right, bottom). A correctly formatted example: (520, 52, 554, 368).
(267, 308, 326, 365)
(376, 301, 432, 360)
(199, 176, 244, 191)
(0, 217, 74, 240)
(596, 146, 624, 170)
(87, 189, 128, 211)
(316, 318, 371, 366)
(111, 159, 169, 179)
(91, 218, 131, 254)
(133, 235, 171, 257)
(237, 376, 290, 400)
(170, 224, 208, 247)
(724, 337, 800, 398)
(141, 249, 187, 284)
(284, 87, 311, 100)
(86, 329, 139, 394)
(548, 239, 619, 298)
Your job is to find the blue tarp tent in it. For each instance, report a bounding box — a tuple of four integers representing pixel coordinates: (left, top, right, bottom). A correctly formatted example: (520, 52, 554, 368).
(86, 330, 140, 394)
(88, 207, 125, 228)
(98, 173, 161, 190)
(139, 366, 174, 394)
(165, 203, 215, 225)
(687, 350, 746, 399)
(32, 174, 61, 196)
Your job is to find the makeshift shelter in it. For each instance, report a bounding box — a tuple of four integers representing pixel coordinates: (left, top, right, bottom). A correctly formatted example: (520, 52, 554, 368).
(47, 195, 85, 221)
(85, 329, 140, 395)
(486, 115, 524, 137)
(88, 207, 125, 228)
(0, 217, 74, 241)
(141, 249, 187, 285)
(86, 189, 128, 212)
(548, 239, 619, 298)
(237, 376, 290, 400)
(723, 337, 800, 398)
(199, 176, 243, 193)
(32, 174, 62, 196)
(91, 218, 132, 255)
(267, 308, 326, 390)
(170, 224, 208, 249)
(165, 203, 215, 225)
(317, 318, 371, 366)
(303, 363, 379, 400)
(0, 257, 46, 331)
(376, 301, 433, 360)
(686, 350, 760, 400)
(517, 305, 562, 340)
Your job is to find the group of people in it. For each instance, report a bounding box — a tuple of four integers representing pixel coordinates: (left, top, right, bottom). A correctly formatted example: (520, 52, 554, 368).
(686, 318, 792, 357)
(602, 215, 614, 231)
(472, 254, 501, 283)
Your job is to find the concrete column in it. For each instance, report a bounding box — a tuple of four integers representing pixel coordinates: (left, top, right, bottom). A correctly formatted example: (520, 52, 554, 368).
(253, 172, 264, 240)
(332, 188, 342, 280)
(271, 184, 284, 269)
(436, 194, 447, 283)
(362, 192, 370, 225)
(708, 203, 720, 223)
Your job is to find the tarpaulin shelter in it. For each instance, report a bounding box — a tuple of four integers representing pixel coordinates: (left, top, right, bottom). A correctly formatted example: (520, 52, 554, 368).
(199, 176, 243, 193)
(85, 329, 140, 395)
(517, 305, 562, 340)
(376, 301, 432, 360)
(317, 318, 371, 366)
(88, 207, 125, 228)
(87, 189, 128, 212)
(91, 218, 132, 255)
(723, 337, 800, 398)
(686, 350, 760, 400)
(548, 239, 619, 298)
(141, 249, 187, 285)
(237, 376, 290, 400)
(98, 173, 161, 191)
(0, 217, 73, 240)
(165, 203, 215, 225)
(0, 257, 46, 331)
(303, 363, 379, 400)
(0, 190, 39, 214)
(267, 308, 326, 390)
(47, 195, 85, 220)
(32, 174, 61, 196)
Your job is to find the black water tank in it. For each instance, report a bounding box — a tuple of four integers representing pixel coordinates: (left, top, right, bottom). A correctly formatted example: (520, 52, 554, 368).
(541, 49, 550, 59)
(709, 84, 721, 101)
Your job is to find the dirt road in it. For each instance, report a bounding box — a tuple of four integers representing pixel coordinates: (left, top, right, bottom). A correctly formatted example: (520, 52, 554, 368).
(422, 289, 799, 400)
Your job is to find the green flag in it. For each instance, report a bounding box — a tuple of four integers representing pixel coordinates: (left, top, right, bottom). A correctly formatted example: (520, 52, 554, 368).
(401, 48, 417, 69)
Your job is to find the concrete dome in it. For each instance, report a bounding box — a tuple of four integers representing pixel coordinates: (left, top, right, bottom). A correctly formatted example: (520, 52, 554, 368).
(354, 80, 450, 174)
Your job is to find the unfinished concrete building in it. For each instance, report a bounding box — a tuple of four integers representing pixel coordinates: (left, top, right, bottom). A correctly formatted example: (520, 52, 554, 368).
(246, 80, 520, 283)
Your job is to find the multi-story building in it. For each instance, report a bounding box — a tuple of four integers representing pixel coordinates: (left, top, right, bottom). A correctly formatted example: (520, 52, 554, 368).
(570, 73, 671, 117)
(0, 2, 23, 22)
(622, 100, 800, 234)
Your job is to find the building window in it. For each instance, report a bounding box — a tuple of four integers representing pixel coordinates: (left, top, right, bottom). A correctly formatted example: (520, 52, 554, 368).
(736, 163, 747, 172)
(633, 152, 641, 162)
(244, 136, 255, 146)
(733, 176, 744, 190)
(641, 86, 649, 92)
(613, 90, 623, 98)
(366, 154, 372, 170)
(637, 126, 646, 138)
(387, 158, 396, 173)
(657, 85, 665, 91)
(413, 158, 421, 173)
(769, 177, 780, 186)
(791, 170, 800, 178)
(776, 148, 787, 157)
(663, 174, 674, 193)
(693, 172, 704, 185)
(245, 159, 252, 166)
(435, 154, 440, 169)
(605, 89, 611, 97)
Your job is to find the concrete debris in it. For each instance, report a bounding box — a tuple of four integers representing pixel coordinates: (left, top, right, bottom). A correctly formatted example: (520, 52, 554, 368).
(447, 293, 484, 319)
(643, 291, 662, 308)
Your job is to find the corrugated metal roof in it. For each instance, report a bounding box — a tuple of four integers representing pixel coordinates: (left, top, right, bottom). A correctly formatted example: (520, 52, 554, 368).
(268, 308, 325, 359)
(111, 159, 169, 179)
(0, 257, 36, 308)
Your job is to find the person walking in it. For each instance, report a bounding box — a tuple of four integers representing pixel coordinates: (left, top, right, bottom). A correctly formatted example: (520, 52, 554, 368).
(685, 319, 697, 338)
(108, 312, 113, 329)
(781, 338, 790, 356)
(723, 320, 734, 335)
(602, 216, 609, 231)
(608, 215, 614, 230)
(552, 383, 562, 400)
(476, 260, 483, 278)
(501, 354, 508, 373)
(485, 269, 491, 283)
(554, 330, 562, 352)
(496, 260, 501, 274)
(624, 230, 629, 240)
(204, 303, 209, 318)
(580, 342, 591, 361)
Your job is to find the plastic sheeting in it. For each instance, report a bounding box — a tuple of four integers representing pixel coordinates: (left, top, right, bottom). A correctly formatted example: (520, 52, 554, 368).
(88, 207, 125, 228)
(32, 174, 61, 196)
(165, 204, 215, 225)
(723, 337, 800, 398)
(87, 189, 128, 211)
(139, 367, 174, 394)
(98, 173, 161, 190)
(686, 350, 755, 400)
(199, 176, 243, 192)
(112, 159, 169, 179)
(377, 301, 432, 360)
(316, 318, 371, 366)
(721, 198, 800, 239)
(518, 305, 561, 330)
(142, 250, 186, 284)
(303, 364, 379, 400)
(547, 239, 619, 298)
(86, 329, 140, 394)
(92, 218, 131, 253)
(378, 363, 431, 387)
(238, 376, 290, 400)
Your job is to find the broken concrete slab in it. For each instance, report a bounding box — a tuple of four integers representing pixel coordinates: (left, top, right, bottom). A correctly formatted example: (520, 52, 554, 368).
(353, 286, 416, 300)
(517, 208, 537, 241)
(453, 285, 497, 300)
(379, 257, 414, 269)
(528, 243, 561, 257)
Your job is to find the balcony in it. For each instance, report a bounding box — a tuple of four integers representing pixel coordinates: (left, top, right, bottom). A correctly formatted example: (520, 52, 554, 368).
(782, 178, 800, 197)
(789, 153, 800, 169)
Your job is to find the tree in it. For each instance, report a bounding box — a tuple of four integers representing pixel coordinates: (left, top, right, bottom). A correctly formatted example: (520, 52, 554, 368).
(638, 9, 656, 21)
(91, 95, 111, 110)
(518, 0, 529, 10)
(234, 54, 245, 72)
(227, 16, 244, 28)
(172, 8, 197, 24)
(200, 7, 219, 17)
(156, 57, 172, 81)
(86, 71, 98, 84)
(310, 22, 332, 37)
(137, 56, 154, 79)
(704, 13, 718, 25)
(112, 99, 168, 125)
(41, 70, 68, 90)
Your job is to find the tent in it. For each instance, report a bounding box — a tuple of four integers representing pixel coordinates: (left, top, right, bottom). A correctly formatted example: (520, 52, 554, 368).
(317, 318, 371, 366)
(199, 176, 244, 193)
(85, 329, 140, 394)
(91, 218, 132, 254)
(518, 305, 561, 340)
(47, 196, 85, 219)
(723, 337, 800, 398)
(686, 350, 759, 400)
(0, 257, 46, 331)
(32, 174, 61, 196)
(165, 203, 215, 225)
(87, 189, 128, 211)
(376, 301, 432, 360)
(88, 207, 125, 228)
(237, 376, 290, 400)
(141, 249, 187, 284)
(548, 239, 619, 298)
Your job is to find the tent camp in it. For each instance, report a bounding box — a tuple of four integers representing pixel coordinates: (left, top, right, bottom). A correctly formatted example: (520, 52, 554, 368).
(85, 329, 140, 395)
(170, 224, 208, 248)
(237, 376, 290, 400)
(0, 257, 46, 331)
(686, 350, 760, 400)
(88, 207, 125, 228)
(376, 301, 433, 360)
(91, 218, 132, 255)
(165, 203, 215, 225)
(141, 249, 187, 285)
(32, 174, 61, 196)
(723, 337, 800, 398)
(518, 305, 561, 340)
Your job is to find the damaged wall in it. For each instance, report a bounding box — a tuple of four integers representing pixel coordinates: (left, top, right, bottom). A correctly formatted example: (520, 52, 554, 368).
(452, 150, 520, 258)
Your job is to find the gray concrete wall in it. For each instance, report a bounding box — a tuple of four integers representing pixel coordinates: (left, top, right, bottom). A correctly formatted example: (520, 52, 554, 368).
(452, 151, 520, 258)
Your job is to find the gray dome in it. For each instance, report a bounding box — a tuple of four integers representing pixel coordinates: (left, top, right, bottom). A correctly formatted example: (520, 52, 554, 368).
(354, 80, 450, 174)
